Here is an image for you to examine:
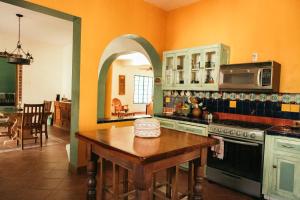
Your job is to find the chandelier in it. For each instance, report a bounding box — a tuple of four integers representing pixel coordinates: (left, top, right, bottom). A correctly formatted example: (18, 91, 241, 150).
(1, 14, 33, 65)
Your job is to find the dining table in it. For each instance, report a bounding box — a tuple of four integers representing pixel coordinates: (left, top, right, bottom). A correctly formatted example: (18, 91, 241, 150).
(76, 126, 218, 200)
(0, 106, 52, 139)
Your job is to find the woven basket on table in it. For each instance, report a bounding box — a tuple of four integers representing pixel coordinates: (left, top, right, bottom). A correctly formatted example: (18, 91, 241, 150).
(134, 118, 161, 138)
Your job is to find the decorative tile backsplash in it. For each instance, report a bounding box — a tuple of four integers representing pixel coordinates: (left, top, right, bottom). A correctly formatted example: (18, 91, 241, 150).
(163, 91, 300, 103)
(163, 91, 300, 120)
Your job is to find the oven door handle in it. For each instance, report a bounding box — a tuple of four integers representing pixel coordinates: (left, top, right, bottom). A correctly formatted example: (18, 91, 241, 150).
(223, 138, 259, 146)
(222, 172, 241, 180)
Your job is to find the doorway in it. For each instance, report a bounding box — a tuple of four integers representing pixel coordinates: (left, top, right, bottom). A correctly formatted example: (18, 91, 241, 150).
(97, 34, 163, 123)
(109, 52, 154, 119)
(0, 0, 81, 169)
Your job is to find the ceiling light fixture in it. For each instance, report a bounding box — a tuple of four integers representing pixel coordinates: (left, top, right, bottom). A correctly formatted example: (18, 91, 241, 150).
(6, 14, 33, 65)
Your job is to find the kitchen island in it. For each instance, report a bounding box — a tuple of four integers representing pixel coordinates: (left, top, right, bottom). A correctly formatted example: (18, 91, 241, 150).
(76, 126, 217, 200)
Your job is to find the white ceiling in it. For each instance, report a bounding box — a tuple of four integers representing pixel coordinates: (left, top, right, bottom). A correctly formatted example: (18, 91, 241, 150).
(0, 1, 73, 46)
(144, 0, 200, 11)
(117, 52, 151, 65)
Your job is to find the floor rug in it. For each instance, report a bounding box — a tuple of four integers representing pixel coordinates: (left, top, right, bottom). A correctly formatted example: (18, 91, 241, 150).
(0, 129, 66, 153)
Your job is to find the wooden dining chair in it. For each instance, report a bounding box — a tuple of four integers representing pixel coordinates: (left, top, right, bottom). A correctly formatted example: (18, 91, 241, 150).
(16, 104, 44, 150)
(42, 100, 52, 139)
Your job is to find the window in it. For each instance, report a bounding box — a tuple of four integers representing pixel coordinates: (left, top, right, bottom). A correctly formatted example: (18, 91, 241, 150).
(134, 75, 153, 104)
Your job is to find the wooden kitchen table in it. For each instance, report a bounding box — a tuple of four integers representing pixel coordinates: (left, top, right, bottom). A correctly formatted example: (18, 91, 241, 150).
(76, 126, 218, 200)
(0, 107, 52, 139)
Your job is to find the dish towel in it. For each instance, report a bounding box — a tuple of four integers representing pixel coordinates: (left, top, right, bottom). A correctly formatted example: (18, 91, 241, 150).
(211, 135, 224, 160)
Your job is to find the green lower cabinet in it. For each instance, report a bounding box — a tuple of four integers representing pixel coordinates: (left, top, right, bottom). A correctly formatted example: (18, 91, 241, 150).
(263, 135, 300, 200)
(155, 117, 208, 137)
(270, 155, 300, 199)
(155, 117, 208, 171)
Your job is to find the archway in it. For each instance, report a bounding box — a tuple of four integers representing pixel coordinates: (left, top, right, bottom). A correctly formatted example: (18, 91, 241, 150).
(97, 34, 162, 120)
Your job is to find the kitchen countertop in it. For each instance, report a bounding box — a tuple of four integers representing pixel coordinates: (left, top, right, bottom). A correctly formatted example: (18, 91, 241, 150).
(154, 113, 210, 125)
(266, 126, 300, 139)
(97, 115, 151, 124)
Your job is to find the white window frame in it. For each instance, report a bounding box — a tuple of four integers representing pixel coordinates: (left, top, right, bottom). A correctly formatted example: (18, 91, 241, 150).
(133, 75, 153, 104)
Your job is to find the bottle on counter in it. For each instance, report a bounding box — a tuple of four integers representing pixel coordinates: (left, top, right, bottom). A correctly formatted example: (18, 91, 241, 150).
(207, 113, 213, 122)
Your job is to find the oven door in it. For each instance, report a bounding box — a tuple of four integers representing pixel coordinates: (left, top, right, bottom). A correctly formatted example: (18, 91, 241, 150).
(207, 134, 263, 182)
(219, 67, 267, 90)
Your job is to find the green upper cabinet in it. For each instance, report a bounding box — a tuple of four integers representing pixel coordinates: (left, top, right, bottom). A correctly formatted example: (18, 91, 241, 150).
(174, 51, 188, 89)
(189, 48, 203, 88)
(162, 53, 175, 88)
(162, 44, 230, 91)
(263, 135, 300, 200)
(0, 58, 16, 93)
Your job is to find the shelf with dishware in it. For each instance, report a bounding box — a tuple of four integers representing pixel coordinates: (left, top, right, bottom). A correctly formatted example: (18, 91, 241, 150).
(162, 43, 230, 91)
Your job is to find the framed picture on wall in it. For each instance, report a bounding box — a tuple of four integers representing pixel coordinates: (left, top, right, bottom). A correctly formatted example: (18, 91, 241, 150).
(119, 75, 125, 95)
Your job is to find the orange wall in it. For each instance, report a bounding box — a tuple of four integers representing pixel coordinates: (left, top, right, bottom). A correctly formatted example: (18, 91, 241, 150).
(27, 0, 166, 131)
(165, 0, 300, 93)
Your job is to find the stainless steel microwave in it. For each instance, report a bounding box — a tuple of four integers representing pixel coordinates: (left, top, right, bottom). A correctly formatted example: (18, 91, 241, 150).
(219, 61, 281, 92)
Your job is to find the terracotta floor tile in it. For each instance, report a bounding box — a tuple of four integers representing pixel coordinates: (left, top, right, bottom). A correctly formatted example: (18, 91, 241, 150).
(0, 126, 256, 200)
(30, 178, 63, 190)
(47, 190, 86, 200)
(19, 189, 52, 200)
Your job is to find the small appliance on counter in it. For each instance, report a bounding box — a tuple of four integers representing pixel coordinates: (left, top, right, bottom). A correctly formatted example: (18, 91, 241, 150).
(219, 61, 281, 92)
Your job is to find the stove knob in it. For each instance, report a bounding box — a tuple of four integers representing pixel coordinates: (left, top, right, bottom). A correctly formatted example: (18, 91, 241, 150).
(250, 133, 256, 139)
(230, 130, 235, 135)
(243, 132, 248, 137)
(218, 128, 222, 133)
(236, 131, 242, 136)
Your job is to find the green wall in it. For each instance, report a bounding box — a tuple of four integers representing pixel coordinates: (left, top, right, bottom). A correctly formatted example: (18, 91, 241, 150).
(0, 58, 16, 93)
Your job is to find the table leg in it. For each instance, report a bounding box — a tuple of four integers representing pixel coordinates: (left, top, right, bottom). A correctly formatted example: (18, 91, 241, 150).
(192, 158, 203, 200)
(87, 144, 98, 200)
(171, 166, 179, 200)
(166, 168, 172, 198)
(98, 158, 105, 200)
(113, 163, 120, 200)
(123, 168, 129, 200)
(152, 174, 156, 200)
(188, 161, 194, 200)
(133, 165, 152, 200)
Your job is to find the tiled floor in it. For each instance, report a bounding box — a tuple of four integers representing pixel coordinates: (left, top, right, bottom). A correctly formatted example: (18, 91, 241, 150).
(0, 126, 255, 200)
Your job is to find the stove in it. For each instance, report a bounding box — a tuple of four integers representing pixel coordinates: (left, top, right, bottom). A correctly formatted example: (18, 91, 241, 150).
(207, 120, 273, 198)
(208, 120, 272, 142)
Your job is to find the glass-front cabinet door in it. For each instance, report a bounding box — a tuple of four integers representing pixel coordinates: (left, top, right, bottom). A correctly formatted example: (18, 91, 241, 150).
(162, 53, 175, 89)
(162, 44, 230, 90)
(174, 52, 187, 87)
(189, 49, 203, 88)
(271, 154, 300, 199)
(201, 47, 219, 90)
